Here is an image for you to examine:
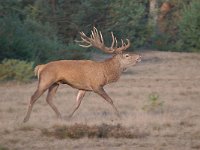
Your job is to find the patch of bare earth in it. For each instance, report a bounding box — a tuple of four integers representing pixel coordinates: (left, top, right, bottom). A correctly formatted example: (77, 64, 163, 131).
(0, 51, 200, 150)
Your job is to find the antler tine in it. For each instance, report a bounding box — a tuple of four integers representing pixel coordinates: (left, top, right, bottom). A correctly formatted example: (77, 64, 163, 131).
(114, 38, 131, 53)
(88, 27, 100, 44)
(76, 27, 130, 54)
(121, 39, 124, 47)
(115, 37, 118, 48)
(76, 32, 92, 48)
(79, 32, 91, 44)
(91, 30, 95, 39)
(125, 39, 130, 47)
(122, 39, 130, 51)
(80, 32, 89, 41)
(79, 43, 92, 48)
(80, 37, 90, 44)
(111, 32, 115, 49)
(99, 31, 104, 44)
(93, 27, 98, 37)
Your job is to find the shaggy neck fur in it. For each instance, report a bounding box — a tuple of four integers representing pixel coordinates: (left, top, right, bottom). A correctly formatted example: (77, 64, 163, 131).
(102, 55, 123, 84)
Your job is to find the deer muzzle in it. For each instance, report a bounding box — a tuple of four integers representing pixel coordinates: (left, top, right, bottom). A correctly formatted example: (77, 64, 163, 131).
(136, 55, 142, 63)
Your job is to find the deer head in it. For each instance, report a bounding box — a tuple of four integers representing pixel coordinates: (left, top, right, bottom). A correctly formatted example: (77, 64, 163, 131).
(77, 27, 141, 69)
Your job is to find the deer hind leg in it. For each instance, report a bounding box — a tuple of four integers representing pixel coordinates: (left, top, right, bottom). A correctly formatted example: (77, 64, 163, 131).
(68, 90, 86, 118)
(95, 87, 120, 118)
(46, 83, 61, 119)
(23, 80, 52, 123)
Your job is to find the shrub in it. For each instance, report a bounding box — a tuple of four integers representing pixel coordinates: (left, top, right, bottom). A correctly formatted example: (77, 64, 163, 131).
(142, 92, 164, 113)
(0, 15, 66, 64)
(0, 145, 9, 150)
(0, 59, 34, 82)
(152, 34, 172, 51)
(109, 0, 149, 48)
(50, 44, 91, 61)
(178, 1, 200, 52)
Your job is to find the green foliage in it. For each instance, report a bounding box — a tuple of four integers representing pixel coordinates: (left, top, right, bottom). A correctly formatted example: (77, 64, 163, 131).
(0, 0, 200, 69)
(109, 0, 149, 48)
(0, 59, 34, 82)
(24, 0, 52, 22)
(0, 15, 32, 61)
(27, 0, 150, 49)
(0, 15, 66, 64)
(50, 44, 91, 61)
(60, 44, 91, 60)
(178, 0, 200, 52)
(152, 0, 192, 51)
(58, 0, 110, 43)
(0, 145, 9, 150)
(152, 34, 172, 51)
(142, 93, 164, 113)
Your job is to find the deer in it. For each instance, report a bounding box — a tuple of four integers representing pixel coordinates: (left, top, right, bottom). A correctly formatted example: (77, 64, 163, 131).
(23, 27, 141, 123)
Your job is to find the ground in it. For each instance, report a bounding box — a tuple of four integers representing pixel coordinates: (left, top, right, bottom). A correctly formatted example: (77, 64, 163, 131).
(0, 51, 200, 150)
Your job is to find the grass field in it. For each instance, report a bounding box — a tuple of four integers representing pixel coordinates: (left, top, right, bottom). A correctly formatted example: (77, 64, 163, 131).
(0, 51, 200, 150)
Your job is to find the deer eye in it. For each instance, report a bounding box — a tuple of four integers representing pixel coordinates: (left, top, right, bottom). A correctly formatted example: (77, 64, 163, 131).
(124, 54, 129, 58)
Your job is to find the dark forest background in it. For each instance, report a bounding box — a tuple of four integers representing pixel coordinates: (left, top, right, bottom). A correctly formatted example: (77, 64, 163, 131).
(0, 0, 199, 82)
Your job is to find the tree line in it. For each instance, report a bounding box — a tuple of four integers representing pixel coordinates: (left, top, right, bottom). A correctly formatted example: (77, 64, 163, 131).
(0, 0, 200, 65)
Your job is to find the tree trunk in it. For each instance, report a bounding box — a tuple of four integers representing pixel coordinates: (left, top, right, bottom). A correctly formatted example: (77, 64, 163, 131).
(158, 2, 173, 33)
(148, 0, 158, 34)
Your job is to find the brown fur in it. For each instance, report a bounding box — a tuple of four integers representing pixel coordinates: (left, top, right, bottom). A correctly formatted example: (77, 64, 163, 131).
(23, 28, 141, 122)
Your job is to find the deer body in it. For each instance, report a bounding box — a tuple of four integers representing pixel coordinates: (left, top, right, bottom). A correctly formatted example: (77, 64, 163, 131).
(36, 56, 122, 91)
(23, 27, 141, 122)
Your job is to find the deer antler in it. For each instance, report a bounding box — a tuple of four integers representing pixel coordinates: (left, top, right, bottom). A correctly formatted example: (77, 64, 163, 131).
(76, 27, 130, 54)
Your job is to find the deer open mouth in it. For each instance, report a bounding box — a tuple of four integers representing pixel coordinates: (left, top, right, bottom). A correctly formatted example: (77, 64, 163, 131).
(136, 56, 142, 63)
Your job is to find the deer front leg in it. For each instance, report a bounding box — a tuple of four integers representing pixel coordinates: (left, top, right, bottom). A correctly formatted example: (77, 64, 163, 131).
(46, 83, 62, 119)
(95, 87, 121, 118)
(68, 90, 86, 118)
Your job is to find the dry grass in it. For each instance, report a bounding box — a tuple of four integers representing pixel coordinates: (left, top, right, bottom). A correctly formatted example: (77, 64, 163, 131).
(0, 51, 200, 150)
(41, 123, 149, 139)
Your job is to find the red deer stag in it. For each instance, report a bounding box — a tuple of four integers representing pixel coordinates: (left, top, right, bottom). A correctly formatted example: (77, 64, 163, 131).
(23, 27, 141, 122)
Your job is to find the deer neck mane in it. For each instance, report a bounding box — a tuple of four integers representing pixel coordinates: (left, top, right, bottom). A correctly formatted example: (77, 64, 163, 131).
(101, 55, 123, 84)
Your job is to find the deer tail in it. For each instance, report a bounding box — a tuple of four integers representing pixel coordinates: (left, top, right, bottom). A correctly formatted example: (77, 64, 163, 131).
(34, 65, 45, 79)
